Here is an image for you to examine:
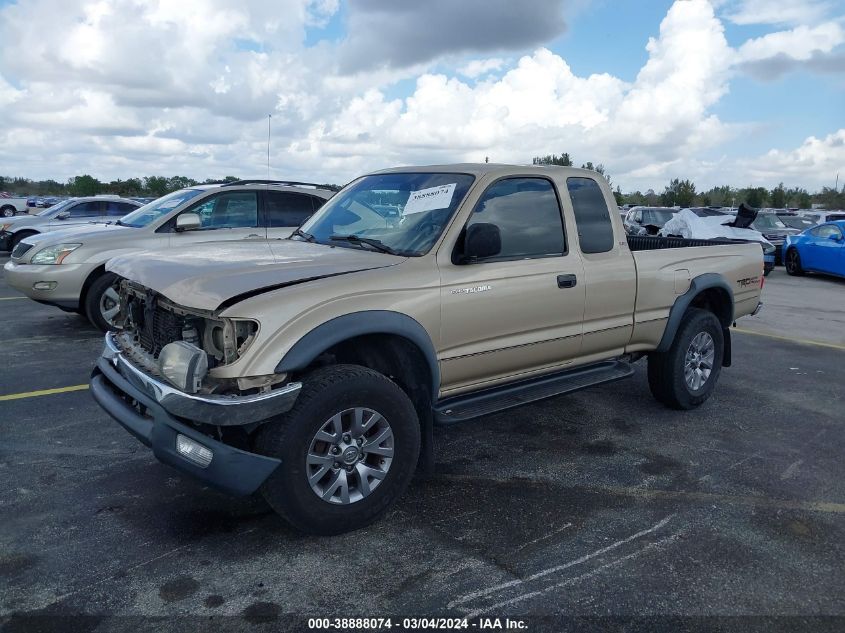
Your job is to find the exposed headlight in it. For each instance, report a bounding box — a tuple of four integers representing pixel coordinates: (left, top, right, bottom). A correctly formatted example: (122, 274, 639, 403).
(30, 243, 82, 264)
(159, 341, 209, 393)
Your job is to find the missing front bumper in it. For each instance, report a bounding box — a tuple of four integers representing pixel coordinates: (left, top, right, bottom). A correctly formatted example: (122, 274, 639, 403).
(102, 332, 301, 426)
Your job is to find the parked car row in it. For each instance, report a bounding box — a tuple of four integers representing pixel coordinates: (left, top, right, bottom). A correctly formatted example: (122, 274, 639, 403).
(3, 181, 334, 330)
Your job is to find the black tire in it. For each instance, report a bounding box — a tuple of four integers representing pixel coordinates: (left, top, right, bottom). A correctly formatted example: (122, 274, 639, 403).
(785, 248, 804, 276)
(648, 308, 724, 410)
(10, 231, 37, 250)
(84, 272, 120, 332)
(254, 364, 420, 535)
(1, 206, 15, 218)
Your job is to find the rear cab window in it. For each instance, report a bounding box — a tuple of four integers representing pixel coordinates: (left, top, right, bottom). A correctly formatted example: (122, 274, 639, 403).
(566, 177, 615, 254)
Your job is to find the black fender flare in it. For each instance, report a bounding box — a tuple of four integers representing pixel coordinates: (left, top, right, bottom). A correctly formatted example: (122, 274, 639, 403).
(275, 310, 440, 396)
(656, 273, 734, 354)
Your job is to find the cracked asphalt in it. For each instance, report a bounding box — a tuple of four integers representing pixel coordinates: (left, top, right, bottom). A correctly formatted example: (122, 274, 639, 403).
(1, 257, 843, 631)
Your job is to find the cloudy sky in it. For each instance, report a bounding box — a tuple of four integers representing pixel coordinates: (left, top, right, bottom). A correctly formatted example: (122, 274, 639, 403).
(0, 0, 843, 191)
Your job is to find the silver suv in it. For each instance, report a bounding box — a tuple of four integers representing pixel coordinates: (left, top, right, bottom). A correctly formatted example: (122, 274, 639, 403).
(0, 196, 142, 251)
(4, 181, 334, 330)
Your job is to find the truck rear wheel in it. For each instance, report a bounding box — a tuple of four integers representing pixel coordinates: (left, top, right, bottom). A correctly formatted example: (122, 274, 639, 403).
(254, 365, 420, 535)
(648, 308, 723, 410)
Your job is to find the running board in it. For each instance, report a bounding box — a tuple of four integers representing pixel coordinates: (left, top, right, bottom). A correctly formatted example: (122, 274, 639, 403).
(434, 360, 634, 424)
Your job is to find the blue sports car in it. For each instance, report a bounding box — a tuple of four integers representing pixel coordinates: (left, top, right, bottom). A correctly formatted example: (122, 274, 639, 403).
(784, 220, 845, 278)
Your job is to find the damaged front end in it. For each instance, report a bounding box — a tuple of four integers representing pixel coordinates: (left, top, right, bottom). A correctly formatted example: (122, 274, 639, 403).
(96, 280, 301, 427)
(113, 280, 286, 397)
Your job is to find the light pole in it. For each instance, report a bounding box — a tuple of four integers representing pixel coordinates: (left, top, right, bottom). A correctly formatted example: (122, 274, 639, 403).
(267, 114, 272, 179)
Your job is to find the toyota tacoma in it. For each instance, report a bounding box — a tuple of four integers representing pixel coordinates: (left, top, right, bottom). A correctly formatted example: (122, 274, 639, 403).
(90, 164, 764, 534)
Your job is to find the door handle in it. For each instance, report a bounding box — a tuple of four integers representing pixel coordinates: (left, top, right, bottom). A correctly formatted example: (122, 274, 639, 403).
(243, 234, 262, 238)
(557, 274, 577, 288)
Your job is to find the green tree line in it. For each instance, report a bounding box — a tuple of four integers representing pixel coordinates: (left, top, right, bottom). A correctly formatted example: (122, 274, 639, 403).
(4, 167, 844, 210)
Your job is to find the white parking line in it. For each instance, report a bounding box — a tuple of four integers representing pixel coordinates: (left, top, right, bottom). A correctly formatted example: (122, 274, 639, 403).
(448, 514, 674, 608)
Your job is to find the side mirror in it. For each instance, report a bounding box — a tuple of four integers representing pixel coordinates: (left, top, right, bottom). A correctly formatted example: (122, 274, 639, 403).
(56, 211, 70, 220)
(175, 212, 201, 232)
(464, 223, 501, 261)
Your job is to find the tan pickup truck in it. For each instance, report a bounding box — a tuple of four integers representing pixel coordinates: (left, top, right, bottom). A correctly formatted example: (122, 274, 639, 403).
(90, 164, 763, 534)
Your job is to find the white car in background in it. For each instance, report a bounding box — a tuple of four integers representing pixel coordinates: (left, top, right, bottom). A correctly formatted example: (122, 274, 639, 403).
(4, 181, 334, 330)
(0, 194, 32, 217)
(0, 196, 142, 252)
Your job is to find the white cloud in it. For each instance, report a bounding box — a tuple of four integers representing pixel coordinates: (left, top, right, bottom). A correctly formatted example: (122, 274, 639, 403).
(295, 0, 735, 188)
(458, 59, 507, 79)
(0, 0, 842, 193)
(737, 22, 844, 63)
(741, 129, 845, 183)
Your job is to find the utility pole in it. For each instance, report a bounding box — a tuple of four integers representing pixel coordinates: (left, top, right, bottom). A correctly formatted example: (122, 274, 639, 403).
(267, 114, 272, 179)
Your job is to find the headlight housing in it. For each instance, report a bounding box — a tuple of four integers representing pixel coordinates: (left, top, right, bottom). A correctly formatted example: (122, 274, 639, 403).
(30, 243, 82, 264)
(159, 341, 209, 393)
(1, 223, 12, 231)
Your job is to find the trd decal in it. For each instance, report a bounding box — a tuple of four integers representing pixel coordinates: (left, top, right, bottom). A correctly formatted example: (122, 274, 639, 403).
(736, 276, 760, 287)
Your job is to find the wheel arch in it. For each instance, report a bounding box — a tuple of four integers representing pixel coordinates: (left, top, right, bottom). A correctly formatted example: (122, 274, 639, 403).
(656, 273, 734, 353)
(275, 311, 439, 475)
(11, 228, 39, 240)
(276, 311, 439, 397)
(79, 264, 108, 310)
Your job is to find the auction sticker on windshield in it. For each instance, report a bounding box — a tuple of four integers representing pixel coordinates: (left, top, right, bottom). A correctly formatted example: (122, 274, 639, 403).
(403, 183, 456, 215)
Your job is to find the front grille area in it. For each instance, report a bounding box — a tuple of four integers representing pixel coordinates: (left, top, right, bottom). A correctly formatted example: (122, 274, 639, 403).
(11, 241, 33, 260)
(138, 305, 184, 357)
(124, 292, 188, 358)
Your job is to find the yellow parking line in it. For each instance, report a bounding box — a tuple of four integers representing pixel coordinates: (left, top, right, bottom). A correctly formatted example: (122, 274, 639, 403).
(0, 296, 26, 301)
(733, 327, 845, 352)
(0, 384, 89, 401)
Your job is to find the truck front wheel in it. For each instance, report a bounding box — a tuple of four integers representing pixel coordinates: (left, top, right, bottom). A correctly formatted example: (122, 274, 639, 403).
(648, 308, 724, 410)
(255, 365, 420, 535)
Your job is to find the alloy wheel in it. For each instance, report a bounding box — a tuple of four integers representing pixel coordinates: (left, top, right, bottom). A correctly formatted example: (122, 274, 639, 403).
(684, 332, 715, 391)
(99, 285, 121, 325)
(306, 407, 394, 505)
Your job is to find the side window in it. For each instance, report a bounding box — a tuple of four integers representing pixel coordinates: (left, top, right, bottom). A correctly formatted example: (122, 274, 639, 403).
(812, 225, 842, 239)
(464, 177, 565, 261)
(106, 201, 138, 216)
(566, 177, 615, 254)
(184, 192, 258, 229)
(264, 192, 315, 227)
(67, 201, 102, 217)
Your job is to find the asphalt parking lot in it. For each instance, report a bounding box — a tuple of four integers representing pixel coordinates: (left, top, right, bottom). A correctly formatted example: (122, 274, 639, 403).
(1, 258, 844, 630)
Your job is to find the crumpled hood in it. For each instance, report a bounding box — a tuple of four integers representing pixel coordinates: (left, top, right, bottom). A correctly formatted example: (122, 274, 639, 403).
(106, 239, 405, 311)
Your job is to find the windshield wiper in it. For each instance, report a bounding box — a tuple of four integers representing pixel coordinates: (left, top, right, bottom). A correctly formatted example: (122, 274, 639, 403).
(291, 227, 316, 242)
(329, 234, 398, 255)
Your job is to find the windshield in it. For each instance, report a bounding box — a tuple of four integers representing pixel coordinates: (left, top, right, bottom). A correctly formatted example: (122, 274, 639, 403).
(298, 172, 476, 256)
(753, 214, 788, 230)
(118, 189, 204, 227)
(644, 209, 675, 226)
(779, 215, 815, 229)
(40, 199, 75, 217)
